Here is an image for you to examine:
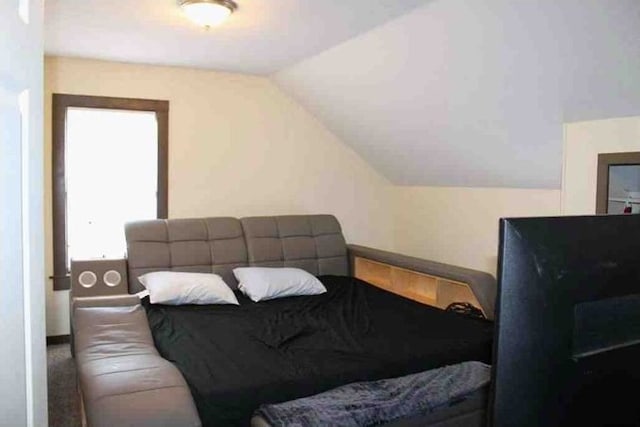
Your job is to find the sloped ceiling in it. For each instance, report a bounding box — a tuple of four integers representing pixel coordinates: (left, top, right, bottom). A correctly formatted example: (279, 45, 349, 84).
(274, 0, 640, 188)
(44, 0, 428, 75)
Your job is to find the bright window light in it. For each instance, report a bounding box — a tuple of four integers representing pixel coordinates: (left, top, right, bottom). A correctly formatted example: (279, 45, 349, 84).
(65, 108, 158, 266)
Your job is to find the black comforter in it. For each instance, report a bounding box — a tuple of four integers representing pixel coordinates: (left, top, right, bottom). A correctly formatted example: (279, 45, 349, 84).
(144, 276, 493, 427)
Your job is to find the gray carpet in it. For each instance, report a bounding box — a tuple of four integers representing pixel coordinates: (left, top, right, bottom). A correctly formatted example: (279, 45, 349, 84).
(47, 344, 81, 427)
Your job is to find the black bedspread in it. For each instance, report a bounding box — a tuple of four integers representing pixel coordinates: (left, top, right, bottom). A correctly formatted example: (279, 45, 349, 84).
(144, 276, 493, 427)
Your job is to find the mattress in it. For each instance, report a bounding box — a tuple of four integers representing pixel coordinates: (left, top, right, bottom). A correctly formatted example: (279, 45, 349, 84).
(144, 276, 494, 426)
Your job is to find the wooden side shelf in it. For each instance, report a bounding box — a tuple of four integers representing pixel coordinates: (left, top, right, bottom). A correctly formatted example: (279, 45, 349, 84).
(354, 257, 484, 315)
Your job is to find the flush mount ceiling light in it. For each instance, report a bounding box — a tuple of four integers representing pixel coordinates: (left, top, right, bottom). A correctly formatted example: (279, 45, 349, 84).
(179, 0, 237, 28)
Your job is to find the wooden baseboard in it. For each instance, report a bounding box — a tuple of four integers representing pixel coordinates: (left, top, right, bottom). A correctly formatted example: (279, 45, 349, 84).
(47, 334, 70, 346)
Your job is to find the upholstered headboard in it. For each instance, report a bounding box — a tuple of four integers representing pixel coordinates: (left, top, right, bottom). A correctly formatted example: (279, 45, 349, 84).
(240, 215, 348, 276)
(125, 215, 348, 294)
(125, 217, 248, 293)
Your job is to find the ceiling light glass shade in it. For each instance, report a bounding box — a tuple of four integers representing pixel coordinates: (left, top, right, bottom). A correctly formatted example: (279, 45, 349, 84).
(180, 0, 237, 28)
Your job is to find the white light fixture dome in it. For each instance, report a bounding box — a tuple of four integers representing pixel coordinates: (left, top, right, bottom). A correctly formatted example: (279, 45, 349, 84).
(179, 0, 237, 28)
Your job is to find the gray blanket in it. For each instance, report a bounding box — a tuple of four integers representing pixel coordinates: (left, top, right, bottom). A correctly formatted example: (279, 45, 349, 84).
(255, 361, 491, 427)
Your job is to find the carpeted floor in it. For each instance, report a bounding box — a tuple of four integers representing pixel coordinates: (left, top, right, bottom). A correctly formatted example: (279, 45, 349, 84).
(47, 343, 81, 427)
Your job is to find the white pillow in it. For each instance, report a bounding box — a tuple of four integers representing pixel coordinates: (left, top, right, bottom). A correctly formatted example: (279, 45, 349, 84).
(138, 271, 239, 305)
(233, 267, 326, 302)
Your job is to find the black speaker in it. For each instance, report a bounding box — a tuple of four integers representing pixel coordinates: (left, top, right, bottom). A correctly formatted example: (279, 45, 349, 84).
(70, 259, 128, 297)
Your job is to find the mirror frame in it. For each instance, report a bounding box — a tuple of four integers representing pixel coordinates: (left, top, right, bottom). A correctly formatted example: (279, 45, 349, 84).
(595, 151, 640, 214)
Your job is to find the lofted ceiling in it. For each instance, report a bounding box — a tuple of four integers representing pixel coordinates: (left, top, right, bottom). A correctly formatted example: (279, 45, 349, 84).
(44, 0, 428, 75)
(275, 0, 640, 188)
(46, 0, 640, 189)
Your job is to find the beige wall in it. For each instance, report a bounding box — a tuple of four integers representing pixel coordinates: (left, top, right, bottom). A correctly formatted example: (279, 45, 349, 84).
(45, 57, 627, 338)
(562, 116, 640, 215)
(393, 187, 562, 275)
(44, 56, 394, 336)
(387, 118, 640, 287)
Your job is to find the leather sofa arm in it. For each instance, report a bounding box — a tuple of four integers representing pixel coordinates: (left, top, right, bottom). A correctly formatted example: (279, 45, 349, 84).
(69, 294, 143, 357)
(74, 304, 201, 427)
(72, 294, 140, 309)
(347, 244, 496, 320)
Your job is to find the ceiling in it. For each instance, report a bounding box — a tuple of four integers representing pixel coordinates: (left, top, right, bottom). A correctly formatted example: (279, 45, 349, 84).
(275, 0, 640, 188)
(44, 0, 428, 75)
(46, 0, 640, 189)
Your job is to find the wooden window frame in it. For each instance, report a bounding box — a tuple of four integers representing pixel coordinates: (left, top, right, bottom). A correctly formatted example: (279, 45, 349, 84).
(595, 151, 640, 215)
(52, 94, 169, 290)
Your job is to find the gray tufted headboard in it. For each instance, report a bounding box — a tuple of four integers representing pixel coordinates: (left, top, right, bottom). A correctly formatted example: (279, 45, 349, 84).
(125, 217, 248, 293)
(125, 215, 348, 294)
(240, 215, 348, 276)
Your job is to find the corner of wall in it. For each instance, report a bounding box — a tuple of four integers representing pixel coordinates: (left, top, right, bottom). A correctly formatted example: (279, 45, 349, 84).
(268, 74, 396, 251)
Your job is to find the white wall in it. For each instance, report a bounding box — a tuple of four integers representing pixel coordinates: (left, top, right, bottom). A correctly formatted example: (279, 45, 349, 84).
(275, 0, 640, 189)
(562, 116, 640, 215)
(271, 0, 640, 280)
(45, 56, 394, 336)
(393, 187, 561, 275)
(0, 1, 47, 425)
(391, 117, 640, 278)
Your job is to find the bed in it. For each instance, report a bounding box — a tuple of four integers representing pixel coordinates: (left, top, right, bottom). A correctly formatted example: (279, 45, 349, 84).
(72, 215, 496, 427)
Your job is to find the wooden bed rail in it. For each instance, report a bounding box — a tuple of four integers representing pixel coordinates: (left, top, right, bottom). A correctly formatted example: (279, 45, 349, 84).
(353, 257, 485, 316)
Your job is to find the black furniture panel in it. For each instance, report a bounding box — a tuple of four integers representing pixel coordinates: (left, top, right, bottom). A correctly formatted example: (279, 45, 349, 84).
(490, 215, 640, 427)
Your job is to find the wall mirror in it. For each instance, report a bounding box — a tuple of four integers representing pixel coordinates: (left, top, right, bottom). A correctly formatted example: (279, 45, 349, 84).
(596, 152, 640, 214)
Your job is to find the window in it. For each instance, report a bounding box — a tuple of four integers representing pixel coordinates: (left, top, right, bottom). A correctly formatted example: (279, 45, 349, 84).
(52, 95, 168, 290)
